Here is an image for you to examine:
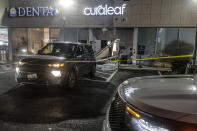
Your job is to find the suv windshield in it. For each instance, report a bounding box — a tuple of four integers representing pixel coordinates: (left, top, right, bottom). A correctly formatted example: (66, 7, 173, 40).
(40, 43, 77, 57)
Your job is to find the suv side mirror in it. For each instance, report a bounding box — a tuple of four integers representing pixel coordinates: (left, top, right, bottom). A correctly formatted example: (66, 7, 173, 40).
(77, 55, 82, 58)
(38, 50, 42, 55)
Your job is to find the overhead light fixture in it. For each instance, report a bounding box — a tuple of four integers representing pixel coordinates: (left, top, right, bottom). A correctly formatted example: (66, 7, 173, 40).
(102, 27, 108, 32)
(22, 49, 27, 53)
(59, 0, 74, 8)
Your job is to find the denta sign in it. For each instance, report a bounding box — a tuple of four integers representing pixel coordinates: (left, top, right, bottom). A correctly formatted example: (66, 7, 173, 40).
(9, 7, 59, 17)
(84, 4, 126, 16)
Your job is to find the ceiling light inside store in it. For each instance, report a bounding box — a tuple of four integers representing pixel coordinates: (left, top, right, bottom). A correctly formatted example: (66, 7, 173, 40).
(102, 28, 108, 32)
(59, 0, 74, 7)
(0, 41, 8, 46)
(0, 41, 3, 46)
(22, 49, 27, 53)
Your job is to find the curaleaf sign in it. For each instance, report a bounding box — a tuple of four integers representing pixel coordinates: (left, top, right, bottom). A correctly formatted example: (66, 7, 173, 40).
(84, 4, 126, 16)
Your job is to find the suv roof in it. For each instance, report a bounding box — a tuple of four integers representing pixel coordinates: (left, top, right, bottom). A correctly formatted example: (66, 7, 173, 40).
(49, 41, 84, 45)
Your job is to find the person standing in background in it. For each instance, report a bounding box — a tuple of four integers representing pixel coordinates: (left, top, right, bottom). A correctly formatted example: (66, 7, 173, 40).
(127, 48, 133, 64)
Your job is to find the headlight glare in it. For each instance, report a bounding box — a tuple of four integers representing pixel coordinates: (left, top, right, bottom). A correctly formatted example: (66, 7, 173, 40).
(16, 67, 19, 73)
(131, 118, 169, 131)
(18, 62, 25, 66)
(51, 70, 61, 77)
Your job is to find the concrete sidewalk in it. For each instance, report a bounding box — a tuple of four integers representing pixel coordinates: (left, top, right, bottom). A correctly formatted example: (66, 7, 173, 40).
(120, 64, 171, 72)
(0, 61, 16, 72)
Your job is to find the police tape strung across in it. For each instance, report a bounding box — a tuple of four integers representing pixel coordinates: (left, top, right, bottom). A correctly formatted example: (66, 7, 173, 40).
(9, 7, 59, 17)
(84, 4, 126, 16)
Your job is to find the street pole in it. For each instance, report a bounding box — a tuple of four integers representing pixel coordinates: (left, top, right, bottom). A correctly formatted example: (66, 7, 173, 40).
(192, 27, 197, 66)
(190, 25, 197, 74)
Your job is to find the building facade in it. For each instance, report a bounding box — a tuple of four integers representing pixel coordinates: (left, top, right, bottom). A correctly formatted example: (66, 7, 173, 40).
(0, 0, 196, 63)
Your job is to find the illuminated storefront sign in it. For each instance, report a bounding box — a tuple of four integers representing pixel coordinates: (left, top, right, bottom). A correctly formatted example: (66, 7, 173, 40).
(84, 4, 126, 16)
(9, 7, 59, 17)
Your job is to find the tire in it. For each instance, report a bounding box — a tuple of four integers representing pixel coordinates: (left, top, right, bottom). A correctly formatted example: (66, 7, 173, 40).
(89, 64, 96, 78)
(67, 70, 77, 88)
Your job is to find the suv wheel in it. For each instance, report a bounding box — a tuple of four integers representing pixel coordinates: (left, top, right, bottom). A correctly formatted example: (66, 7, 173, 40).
(67, 70, 77, 88)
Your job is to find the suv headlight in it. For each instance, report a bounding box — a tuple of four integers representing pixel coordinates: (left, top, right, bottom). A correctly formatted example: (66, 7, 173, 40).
(16, 67, 19, 74)
(18, 62, 25, 66)
(48, 63, 64, 68)
(51, 70, 61, 77)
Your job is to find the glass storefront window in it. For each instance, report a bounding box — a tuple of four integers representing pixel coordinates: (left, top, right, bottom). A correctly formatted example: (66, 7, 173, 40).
(11, 28, 28, 61)
(50, 28, 61, 42)
(179, 28, 195, 55)
(156, 28, 179, 56)
(156, 28, 195, 57)
(78, 29, 88, 43)
(28, 28, 50, 55)
(11, 28, 63, 60)
(138, 28, 157, 58)
(28, 28, 45, 55)
(0, 28, 8, 61)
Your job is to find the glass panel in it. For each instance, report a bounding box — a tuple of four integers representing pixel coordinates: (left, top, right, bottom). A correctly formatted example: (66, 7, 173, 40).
(0, 28, 8, 61)
(11, 28, 28, 61)
(78, 29, 88, 42)
(156, 28, 179, 56)
(179, 28, 195, 55)
(138, 28, 157, 58)
(50, 28, 61, 42)
(76, 46, 83, 56)
(28, 28, 44, 55)
(42, 43, 55, 55)
(54, 44, 77, 57)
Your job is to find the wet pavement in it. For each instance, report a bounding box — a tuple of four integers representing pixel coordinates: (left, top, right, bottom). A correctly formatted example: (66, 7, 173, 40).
(0, 70, 115, 131)
(0, 79, 112, 124)
(0, 68, 167, 131)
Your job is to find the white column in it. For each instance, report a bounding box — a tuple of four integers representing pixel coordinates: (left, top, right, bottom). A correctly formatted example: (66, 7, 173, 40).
(132, 28, 138, 65)
(8, 28, 13, 61)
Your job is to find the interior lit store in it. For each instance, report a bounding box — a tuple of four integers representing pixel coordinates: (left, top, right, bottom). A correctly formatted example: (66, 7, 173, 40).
(1, 27, 196, 64)
(4, 27, 133, 62)
(8, 28, 60, 61)
(0, 28, 8, 61)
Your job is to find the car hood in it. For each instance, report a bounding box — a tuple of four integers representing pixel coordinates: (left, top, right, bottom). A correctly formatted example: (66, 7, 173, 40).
(119, 75, 197, 124)
(20, 55, 66, 64)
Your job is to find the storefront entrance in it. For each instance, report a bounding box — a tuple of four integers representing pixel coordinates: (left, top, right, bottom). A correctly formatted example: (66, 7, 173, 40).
(0, 28, 8, 62)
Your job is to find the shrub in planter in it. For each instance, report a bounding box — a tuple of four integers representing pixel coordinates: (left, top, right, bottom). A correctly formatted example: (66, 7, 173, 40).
(171, 60, 189, 74)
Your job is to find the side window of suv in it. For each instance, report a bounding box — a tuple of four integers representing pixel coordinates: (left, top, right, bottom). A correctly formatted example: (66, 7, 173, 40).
(83, 46, 89, 55)
(41, 43, 55, 55)
(85, 45, 94, 55)
(76, 46, 84, 56)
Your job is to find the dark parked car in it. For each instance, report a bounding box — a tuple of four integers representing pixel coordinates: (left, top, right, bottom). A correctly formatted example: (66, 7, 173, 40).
(15, 42, 96, 88)
(103, 75, 197, 131)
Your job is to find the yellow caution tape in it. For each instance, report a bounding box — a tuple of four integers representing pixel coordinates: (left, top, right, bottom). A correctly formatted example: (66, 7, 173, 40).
(64, 54, 194, 63)
(136, 55, 193, 61)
